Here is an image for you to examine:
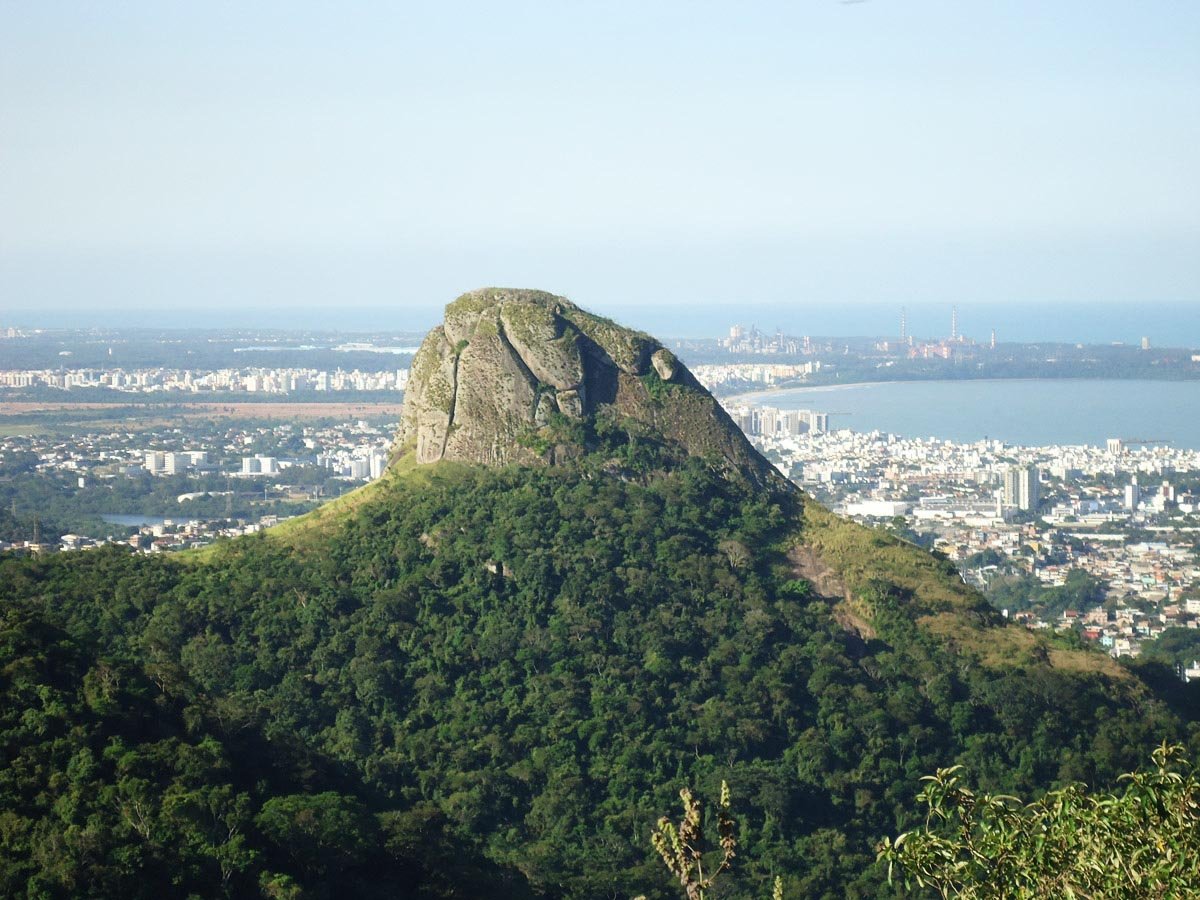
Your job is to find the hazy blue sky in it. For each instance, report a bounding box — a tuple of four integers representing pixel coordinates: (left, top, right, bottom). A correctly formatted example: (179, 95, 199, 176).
(2, 1, 1197, 331)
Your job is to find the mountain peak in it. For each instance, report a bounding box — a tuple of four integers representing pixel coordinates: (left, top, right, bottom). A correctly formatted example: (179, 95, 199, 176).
(397, 287, 778, 485)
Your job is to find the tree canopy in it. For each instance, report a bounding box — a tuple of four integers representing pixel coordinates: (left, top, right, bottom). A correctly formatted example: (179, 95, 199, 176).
(0, 440, 1193, 897)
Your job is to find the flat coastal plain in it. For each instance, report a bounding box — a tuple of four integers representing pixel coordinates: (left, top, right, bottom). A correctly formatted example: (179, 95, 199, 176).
(0, 401, 406, 419)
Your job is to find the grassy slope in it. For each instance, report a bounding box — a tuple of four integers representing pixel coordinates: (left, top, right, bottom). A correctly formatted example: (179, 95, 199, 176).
(186, 452, 473, 562)
(799, 501, 1128, 679)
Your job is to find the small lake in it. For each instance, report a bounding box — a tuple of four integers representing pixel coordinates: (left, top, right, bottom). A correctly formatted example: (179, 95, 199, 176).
(738, 379, 1200, 449)
(101, 514, 173, 527)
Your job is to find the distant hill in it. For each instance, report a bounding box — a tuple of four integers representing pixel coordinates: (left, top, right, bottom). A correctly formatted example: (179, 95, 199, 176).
(0, 289, 1189, 899)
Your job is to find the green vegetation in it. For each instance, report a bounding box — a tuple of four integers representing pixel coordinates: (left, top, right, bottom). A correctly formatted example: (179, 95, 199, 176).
(558, 304, 654, 374)
(1137, 627, 1200, 671)
(0, 430, 1194, 897)
(515, 410, 589, 456)
(985, 569, 1107, 619)
(3, 469, 320, 532)
(0, 464, 325, 542)
(879, 743, 1200, 898)
(1123, 630, 1200, 722)
(643, 365, 687, 404)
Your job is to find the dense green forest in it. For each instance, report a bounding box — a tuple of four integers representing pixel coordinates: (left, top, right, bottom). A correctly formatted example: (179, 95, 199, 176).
(1, 439, 1195, 897)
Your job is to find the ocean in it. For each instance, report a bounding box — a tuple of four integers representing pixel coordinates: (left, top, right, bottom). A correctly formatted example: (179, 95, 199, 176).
(8, 301, 1200, 348)
(740, 379, 1200, 450)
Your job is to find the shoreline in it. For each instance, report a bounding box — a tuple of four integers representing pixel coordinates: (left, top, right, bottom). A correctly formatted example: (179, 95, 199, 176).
(722, 375, 1200, 405)
(719, 377, 1200, 450)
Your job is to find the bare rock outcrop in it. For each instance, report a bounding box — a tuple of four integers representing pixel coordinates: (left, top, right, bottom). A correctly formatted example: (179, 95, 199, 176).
(395, 288, 782, 487)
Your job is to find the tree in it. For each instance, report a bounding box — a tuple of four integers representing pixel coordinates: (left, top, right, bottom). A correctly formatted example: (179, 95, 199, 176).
(878, 743, 1200, 898)
(254, 793, 376, 877)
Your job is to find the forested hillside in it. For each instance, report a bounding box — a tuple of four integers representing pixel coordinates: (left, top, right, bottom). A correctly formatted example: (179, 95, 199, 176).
(1, 443, 1190, 898)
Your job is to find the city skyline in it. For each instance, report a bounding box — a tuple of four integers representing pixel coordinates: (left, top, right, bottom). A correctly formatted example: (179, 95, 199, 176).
(6, 299, 1200, 347)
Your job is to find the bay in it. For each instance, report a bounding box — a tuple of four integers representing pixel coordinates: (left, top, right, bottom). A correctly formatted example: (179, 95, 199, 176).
(741, 379, 1200, 450)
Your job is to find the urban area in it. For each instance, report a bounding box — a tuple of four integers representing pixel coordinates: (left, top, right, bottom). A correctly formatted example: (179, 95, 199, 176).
(3, 316, 1200, 674)
(731, 401, 1200, 671)
(0, 417, 395, 552)
(0, 365, 409, 394)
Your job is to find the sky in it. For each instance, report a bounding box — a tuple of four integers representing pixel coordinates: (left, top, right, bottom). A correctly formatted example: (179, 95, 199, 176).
(1, 1, 1197, 335)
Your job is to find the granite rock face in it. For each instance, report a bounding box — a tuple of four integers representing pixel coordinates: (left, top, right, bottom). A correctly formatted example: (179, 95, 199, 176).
(396, 288, 778, 486)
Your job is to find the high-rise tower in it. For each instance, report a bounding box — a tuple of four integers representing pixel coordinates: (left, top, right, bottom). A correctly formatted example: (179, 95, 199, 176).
(1003, 465, 1041, 512)
(951, 305, 959, 342)
(899, 306, 907, 345)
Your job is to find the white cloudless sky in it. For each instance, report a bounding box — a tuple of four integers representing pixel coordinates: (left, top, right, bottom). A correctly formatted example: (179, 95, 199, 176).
(1, 1, 1197, 326)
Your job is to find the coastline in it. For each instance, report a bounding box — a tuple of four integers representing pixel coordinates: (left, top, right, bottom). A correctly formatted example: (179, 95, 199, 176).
(717, 377, 1200, 450)
(724, 379, 894, 404)
(722, 375, 1200, 406)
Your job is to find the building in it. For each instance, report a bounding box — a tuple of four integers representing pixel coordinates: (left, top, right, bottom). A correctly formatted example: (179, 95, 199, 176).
(144, 451, 166, 474)
(1124, 479, 1141, 511)
(144, 449, 206, 476)
(778, 409, 805, 435)
(241, 456, 279, 476)
(1003, 465, 1041, 512)
(368, 449, 388, 480)
(844, 500, 910, 518)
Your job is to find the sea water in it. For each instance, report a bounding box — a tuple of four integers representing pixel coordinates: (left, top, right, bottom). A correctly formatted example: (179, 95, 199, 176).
(742, 379, 1200, 450)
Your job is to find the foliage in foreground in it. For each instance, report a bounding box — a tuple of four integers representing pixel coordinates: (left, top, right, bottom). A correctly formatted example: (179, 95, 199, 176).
(879, 743, 1200, 898)
(640, 782, 781, 900)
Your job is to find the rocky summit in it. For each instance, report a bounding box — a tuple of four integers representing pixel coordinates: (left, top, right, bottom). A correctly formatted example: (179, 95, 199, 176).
(396, 288, 777, 485)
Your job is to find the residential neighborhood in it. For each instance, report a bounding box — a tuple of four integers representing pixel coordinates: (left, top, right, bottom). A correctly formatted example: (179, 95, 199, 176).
(0, 417, 397, 554)
(734, 405, 1200, 663)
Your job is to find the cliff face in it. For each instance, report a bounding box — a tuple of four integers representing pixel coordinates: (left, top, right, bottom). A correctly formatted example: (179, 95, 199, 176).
(397, 288, 778, 485)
